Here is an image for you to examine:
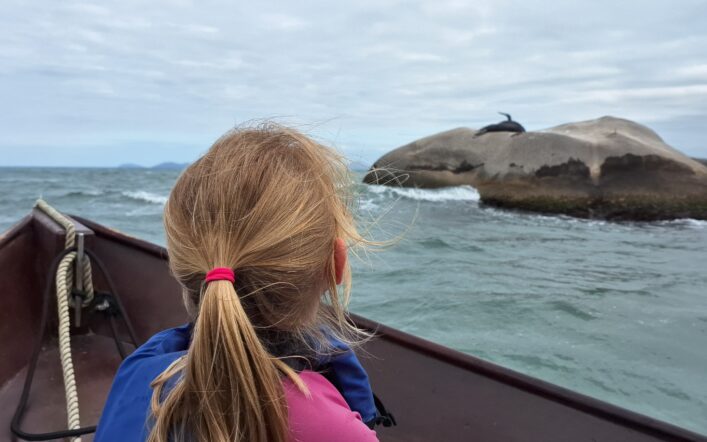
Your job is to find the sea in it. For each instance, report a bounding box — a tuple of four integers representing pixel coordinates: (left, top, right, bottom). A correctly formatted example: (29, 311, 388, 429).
(1, 166, 706, 435)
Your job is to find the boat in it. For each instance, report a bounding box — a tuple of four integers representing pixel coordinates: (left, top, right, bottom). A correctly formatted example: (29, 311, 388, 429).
(1, 205, 705, 442)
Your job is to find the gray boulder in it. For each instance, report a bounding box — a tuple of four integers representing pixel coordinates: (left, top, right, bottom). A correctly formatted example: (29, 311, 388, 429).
(363, 116, 707, 220)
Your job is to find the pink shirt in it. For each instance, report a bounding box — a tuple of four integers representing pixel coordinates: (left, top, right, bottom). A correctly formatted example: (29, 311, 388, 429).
(285, 371, 379, 442)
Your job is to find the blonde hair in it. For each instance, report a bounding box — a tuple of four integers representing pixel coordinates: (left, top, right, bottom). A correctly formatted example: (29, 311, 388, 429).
(149, 124, 366, 442)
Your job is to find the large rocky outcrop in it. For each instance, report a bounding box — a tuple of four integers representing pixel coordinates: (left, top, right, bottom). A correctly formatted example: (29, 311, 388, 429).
(363, 117, 707, 220)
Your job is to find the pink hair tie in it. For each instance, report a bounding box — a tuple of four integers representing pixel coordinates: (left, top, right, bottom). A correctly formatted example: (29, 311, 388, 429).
(205, 267, 235, 284)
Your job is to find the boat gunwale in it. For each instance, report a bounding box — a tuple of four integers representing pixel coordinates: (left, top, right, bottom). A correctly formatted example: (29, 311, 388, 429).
(0, 215, 31, 248)
(70, 214, 707, 441)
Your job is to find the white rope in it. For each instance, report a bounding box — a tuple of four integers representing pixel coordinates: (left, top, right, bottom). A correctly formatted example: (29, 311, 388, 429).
(36, 200, 94, 301)
(56, 251, 82, 438)
(35, 199, 95, 441)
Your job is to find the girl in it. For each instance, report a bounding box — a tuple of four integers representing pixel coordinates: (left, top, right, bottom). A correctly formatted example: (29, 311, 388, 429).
(96, 124, 380, 442)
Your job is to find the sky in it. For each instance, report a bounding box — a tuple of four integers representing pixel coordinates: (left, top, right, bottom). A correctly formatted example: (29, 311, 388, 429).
(0, 0, 706, 167)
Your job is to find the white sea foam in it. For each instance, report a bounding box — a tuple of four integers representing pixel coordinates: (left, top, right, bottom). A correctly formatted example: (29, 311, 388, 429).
(82, 189, 104, 196)
(365, 184, 480, 202)
(685, 219, 707, 228)
(122, 190, 168, 205)
(657, 218, 707, 229)
(357, 198, 380, 212)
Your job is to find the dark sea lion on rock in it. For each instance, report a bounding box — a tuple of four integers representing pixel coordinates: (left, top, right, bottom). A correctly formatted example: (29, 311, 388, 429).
(475, 112, 526, 137)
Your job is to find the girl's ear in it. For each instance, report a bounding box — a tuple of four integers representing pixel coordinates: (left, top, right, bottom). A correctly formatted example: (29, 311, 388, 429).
(334, 238, 347, 285)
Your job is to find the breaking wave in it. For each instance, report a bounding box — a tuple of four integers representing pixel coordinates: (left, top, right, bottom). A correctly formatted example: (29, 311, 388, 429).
(63, 189, 104, 197)
(364, 184, 480, 202)
(656, 218, 707, 229)
(122, 190, 168, 205)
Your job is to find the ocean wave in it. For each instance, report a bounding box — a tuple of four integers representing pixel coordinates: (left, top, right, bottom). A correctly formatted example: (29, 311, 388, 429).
(122, 190, 168, 205)
(63, 189, 105, 197)
(648, 218, 707, 229)
(685, 219, 707, 228)
(364, 184, 480, 202)
(357, 198, 380, 212)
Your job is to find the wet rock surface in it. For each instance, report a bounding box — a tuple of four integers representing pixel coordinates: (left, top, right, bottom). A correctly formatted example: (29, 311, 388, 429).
(363, 117, 707, 220)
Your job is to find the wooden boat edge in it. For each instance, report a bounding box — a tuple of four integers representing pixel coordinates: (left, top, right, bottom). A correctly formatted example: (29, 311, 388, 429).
(67, 214, 707, 442)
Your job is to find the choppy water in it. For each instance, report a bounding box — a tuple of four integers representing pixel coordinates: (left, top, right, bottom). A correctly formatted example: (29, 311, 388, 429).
(1, 167, 706, 435)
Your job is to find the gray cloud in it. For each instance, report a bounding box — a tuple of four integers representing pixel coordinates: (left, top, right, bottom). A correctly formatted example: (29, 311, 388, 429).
(0, 0, 706, 166)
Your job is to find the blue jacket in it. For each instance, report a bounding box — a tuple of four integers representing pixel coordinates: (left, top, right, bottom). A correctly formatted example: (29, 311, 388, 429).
(95, 324, 377, 441)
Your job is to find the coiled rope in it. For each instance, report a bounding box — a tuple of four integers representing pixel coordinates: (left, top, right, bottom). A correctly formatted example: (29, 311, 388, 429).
(35, 199, 95, 442)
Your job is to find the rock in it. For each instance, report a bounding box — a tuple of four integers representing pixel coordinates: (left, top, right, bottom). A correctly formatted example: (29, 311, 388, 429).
(363, 116, 707, 220)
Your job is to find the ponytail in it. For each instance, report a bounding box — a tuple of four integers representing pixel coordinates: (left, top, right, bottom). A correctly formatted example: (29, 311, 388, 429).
(148, 277, 305, 442)
(157, 124, 371, 441)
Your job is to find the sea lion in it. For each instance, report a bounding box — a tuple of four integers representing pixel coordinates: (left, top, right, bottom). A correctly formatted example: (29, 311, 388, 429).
(475, 112, 526, 137)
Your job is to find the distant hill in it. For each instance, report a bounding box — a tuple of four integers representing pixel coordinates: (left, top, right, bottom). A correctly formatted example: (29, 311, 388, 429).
(151, 162, 188, 170)
(118, 163, 144, 169)
(693, 157, 707, 167)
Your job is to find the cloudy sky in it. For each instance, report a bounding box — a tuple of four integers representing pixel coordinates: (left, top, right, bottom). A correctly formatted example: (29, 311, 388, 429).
(1, 0, 706, 167)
